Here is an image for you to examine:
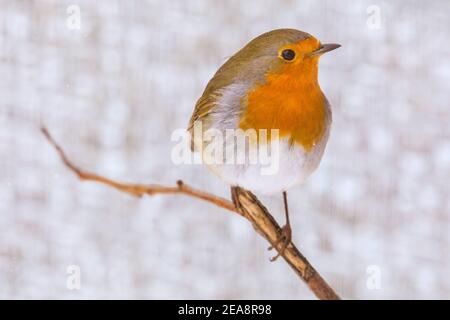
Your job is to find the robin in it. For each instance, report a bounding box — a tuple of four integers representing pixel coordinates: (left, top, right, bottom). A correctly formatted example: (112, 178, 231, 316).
(188, 29, 340, 260)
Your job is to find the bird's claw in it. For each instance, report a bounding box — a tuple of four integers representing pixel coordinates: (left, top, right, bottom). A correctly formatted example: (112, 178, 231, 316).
(268, 224, 292, 261)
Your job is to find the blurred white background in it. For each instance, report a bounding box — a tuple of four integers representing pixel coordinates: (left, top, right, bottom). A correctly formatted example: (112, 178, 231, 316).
(0, 0, 449, 299)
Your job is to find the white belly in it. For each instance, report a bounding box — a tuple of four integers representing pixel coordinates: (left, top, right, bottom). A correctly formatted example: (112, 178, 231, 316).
(202, 137, 328, 195)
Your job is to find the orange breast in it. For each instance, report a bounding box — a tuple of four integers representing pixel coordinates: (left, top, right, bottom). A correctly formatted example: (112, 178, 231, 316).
(239, 58, 327, 151)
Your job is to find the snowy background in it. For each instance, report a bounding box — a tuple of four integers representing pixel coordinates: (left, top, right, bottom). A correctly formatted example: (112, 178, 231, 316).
(0, 0, 449, 299)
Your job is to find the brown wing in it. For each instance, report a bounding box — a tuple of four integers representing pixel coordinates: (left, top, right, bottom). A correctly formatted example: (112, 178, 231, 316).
(187, 89, 221, 151)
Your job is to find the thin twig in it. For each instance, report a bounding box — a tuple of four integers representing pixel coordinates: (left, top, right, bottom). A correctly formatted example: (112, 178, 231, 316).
(41, 127, 340, 300)
(41, 128, 237, 214)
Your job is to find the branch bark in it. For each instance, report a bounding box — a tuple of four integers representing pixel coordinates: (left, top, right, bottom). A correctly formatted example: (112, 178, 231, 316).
(41, 127, 340, 300)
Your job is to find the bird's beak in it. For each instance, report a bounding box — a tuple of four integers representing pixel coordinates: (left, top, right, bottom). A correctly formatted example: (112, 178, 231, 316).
(307, 43, 341, 57)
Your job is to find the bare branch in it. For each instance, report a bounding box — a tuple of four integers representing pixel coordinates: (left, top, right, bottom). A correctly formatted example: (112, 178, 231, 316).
(41, 127, 340, 300)
(41, 127, 237, 214)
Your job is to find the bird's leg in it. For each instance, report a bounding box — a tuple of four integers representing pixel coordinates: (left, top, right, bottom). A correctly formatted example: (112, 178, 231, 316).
(268, 191, 292, 261)
(230, 186, 240, 209)
(230, 186, 267, 238)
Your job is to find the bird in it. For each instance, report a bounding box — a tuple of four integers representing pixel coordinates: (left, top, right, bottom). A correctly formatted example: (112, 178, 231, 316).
(188, 29, 340, 260)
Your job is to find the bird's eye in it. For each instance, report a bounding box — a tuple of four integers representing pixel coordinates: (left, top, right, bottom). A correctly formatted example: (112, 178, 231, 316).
(281, 49, 296, 61)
